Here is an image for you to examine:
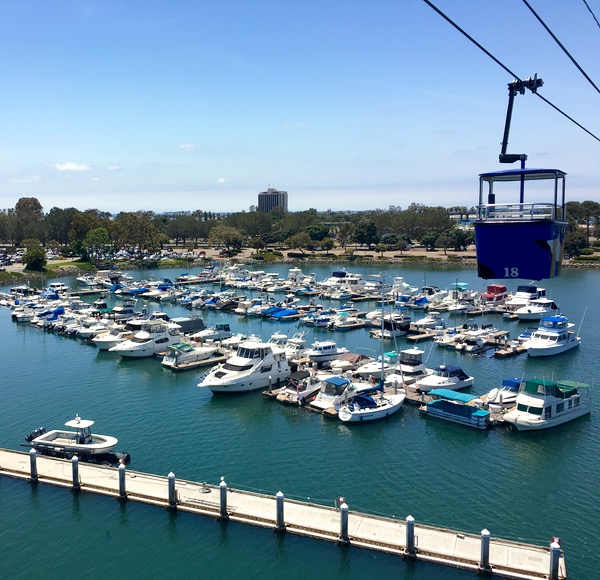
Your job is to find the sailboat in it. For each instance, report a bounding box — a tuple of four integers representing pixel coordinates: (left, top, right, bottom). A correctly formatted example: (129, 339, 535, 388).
(337, 274, 406, 422)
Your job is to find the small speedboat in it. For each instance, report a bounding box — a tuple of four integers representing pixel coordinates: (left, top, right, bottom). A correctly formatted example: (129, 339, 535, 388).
(276, 370, 324, 405)
(25, 415, 119, 456)
(161, 342, 222, 370)
(413, 364, 474, 393)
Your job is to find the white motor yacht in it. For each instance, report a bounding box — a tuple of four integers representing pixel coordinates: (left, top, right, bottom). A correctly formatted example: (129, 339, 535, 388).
(92, 327, 135, 350)
(514, 298, 559, 321)
(306, 340, 349, 366)
(109, 321, 182, 358)
(521, 315, 581, 357)
(198, 340, 291, 393)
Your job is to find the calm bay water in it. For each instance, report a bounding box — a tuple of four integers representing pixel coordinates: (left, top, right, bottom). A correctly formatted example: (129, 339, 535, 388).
(1, 263, 598, 579)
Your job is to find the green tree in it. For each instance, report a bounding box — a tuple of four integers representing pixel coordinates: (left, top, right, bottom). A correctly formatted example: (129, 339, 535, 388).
(355, 220, 379, 249)
(285, 232, 312, 254)
(83, 227, 112, 262)
(208, 225, 244, 251)
(22, 241, 47, 271)
(564, 230, 589, 257)
(14, 197, 44, 243)
(320, 237, 335, 255)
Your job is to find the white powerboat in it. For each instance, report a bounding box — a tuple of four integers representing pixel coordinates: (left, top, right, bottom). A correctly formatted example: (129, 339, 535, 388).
(485, 378, 521, 413)
(309, 375, 369, 413)
(92, 327, 135, 350)
(514, 298, 559, 321)
(161, 342, 223, 370)
(276, 370, 324, 405)
(198, 340, 291, 393)
(109, 321, 182, 358)
(384, 348, 432, 386)
(503, 378, 591, 430)
(306, 340, 349, 366)
(25, 415, 118, 456)
(413, 364, 474, 393)
(521, 315, 581, 357)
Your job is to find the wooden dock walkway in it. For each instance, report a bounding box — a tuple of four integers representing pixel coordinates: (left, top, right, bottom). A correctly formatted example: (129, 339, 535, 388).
(0, 448, 566, 579)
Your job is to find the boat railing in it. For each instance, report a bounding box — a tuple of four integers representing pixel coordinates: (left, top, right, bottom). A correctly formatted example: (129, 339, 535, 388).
(476, 202, 562, 222)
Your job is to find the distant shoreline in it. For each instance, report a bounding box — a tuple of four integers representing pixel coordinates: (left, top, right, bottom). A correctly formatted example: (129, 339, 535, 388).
(1, 247, 597, 286)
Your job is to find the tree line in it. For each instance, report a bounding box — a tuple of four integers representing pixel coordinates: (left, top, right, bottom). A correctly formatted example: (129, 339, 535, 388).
(1, 197, 597, 267)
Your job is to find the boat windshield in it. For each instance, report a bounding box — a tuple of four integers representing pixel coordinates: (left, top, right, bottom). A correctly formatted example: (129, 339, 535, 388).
(222, 362, 254, 372)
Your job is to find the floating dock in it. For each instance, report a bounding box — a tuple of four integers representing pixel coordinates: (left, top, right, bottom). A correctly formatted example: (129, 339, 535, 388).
(0, 448, 566, 579)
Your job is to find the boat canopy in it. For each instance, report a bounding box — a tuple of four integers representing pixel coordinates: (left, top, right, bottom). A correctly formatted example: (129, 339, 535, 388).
(520, 378, 583, 398)
(65, 417, 94, 429)
(428, 389, 477, 403)
(324, 376, 351, 387)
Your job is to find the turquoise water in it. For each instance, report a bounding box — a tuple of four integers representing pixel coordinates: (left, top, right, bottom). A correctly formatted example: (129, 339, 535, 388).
(1, 264, 597, 578)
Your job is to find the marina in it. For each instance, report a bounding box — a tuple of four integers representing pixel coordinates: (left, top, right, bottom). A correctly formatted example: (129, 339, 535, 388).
(0, 263, 597, 578)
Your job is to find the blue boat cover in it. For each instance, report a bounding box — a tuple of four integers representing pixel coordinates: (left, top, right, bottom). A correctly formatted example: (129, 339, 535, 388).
(325, 376, 351, 387)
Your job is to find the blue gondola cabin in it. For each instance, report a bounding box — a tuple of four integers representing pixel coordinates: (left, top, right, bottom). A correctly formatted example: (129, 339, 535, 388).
(474, 168, 567, 280)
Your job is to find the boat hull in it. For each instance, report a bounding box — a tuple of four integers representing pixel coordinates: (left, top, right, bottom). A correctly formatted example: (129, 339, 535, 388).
(504, 406, 590, 431)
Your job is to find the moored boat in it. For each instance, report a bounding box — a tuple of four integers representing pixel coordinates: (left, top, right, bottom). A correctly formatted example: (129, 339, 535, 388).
(197, 340, 291, 393)
(338, 387, 406, 422)
(24, 415, 120, 457)
(503, 378, 591, 430)
(521, 315, 581, 357)
(413, 364, 474, 393)
(419, 389, 490, 429)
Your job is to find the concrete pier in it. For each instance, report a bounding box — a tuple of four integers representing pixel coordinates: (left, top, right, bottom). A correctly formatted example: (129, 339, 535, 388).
(0, 448, 566, 579)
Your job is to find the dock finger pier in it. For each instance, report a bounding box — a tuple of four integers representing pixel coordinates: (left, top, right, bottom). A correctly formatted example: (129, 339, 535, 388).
(0, 448, 566, 579)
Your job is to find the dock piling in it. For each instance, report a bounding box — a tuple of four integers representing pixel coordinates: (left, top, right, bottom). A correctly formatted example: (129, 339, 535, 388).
(118, 463, 126, 499)
(168, 472, 176, 508)
(339, 502, 349, 544)
(549, 541, 561, 580)
(71, 455, 80, 490)
(480, 528, 491, 572)
(268, 376, 273, 393)
(276, 491, 285, 532)
(219, 477, 228, 520)
(29, 448, 37, 482)
(406, 515, 416, 556)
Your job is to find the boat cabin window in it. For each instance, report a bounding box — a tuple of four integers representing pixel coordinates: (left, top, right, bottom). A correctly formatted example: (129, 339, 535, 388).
(557, 402, 564, 413)
(544, 407, 552, 419)
(223, 362, 254, 372)
(132, 336, 151, 343)
(516, 403, 543, 415)
(237, 347, 264, 359)
(260, 364, 272, 373)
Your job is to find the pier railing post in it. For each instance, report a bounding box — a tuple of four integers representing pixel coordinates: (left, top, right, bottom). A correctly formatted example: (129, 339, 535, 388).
(405, 515, 416, 556)
(168, 472, 176, 509)
(479, 528, 491, 572)
(71, 455, 80, 490)
(276, 491, 285, 532)
(29, 448, 38, 482)
(219, 477, 228, 520)
(118, 463, 126, 500)
(339, 502, 349, 544)
(549, 541, 561, 580)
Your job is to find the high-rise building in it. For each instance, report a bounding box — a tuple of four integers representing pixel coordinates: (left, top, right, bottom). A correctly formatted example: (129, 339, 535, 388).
(258, 188, 288, 212)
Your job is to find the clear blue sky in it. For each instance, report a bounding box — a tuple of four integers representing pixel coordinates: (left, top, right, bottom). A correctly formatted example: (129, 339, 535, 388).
(0, 0, 598, 214)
